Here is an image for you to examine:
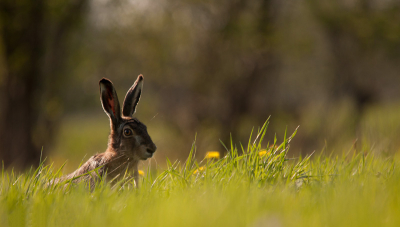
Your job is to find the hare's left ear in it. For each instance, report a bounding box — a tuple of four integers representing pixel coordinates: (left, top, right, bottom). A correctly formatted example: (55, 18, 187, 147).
(122, 74, 144, 117)
(99, 78, 121, 127)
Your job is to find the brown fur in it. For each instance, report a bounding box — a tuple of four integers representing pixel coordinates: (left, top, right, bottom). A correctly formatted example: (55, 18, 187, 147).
(53, 75, 156, 188)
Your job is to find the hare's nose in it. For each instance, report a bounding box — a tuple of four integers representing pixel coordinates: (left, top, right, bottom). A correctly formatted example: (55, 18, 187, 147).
(147, 144, 157, 154)
(146, 148, 156, 154)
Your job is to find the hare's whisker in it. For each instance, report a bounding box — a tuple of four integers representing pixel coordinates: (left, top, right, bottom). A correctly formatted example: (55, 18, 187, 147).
(150, 113, 159, 121)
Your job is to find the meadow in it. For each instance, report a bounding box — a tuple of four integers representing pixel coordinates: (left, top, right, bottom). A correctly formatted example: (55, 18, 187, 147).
(1, 120, 399, 227)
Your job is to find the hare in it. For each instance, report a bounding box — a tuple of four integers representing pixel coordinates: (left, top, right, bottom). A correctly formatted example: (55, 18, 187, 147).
(54, 75, 156, 188)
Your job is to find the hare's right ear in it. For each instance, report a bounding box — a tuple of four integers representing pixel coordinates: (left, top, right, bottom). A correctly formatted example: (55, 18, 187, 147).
(99, 78, 121, 127)
(122, 75, 143, 117)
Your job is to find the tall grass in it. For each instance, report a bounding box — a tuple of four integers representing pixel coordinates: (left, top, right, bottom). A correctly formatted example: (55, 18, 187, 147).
(0, 120, 398, 226)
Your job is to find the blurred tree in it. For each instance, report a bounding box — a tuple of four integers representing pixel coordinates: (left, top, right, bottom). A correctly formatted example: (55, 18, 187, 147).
(0, 0, 88, 168)
(189, 0, 281, 149)
(309, 0, 400, 142)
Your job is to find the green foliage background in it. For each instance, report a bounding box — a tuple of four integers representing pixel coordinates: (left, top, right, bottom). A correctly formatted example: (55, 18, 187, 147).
(1, 0, 400, 168)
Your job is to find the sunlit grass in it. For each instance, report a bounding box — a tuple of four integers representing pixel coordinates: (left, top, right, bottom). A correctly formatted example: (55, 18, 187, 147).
(1, 120, 399, 226)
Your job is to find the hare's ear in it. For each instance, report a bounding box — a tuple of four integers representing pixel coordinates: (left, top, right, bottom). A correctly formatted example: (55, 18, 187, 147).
(99, 78, 121, 127)
(122, 74, 143, 117)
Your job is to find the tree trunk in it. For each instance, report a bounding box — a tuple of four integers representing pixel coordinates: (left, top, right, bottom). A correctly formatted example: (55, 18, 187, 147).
(0, 0, 45, 168)
(0, 0, 88, 169)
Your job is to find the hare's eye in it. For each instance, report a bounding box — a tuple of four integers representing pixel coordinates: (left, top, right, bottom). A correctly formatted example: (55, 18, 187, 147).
(123, 128, 133, 137)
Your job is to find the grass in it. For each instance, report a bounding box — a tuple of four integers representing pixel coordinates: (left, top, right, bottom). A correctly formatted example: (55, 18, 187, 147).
(1, 120, 399, 227)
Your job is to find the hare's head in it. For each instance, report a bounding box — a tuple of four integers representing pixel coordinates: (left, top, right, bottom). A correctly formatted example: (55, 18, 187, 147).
(99, 75, 156, 161)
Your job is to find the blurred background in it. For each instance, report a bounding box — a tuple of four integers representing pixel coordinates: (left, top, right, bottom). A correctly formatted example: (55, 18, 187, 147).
(1, 0, 400, 172)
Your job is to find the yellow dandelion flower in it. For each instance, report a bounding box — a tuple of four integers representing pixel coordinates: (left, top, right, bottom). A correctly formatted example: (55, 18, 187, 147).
(205, 151, 220, 159)
(259, 149, 271, 157)
(138, 170, 145, 176)
(193, 166, 206, 174)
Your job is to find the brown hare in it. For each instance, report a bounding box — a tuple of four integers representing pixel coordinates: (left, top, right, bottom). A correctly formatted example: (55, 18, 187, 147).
(54, 75, 156, 188)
